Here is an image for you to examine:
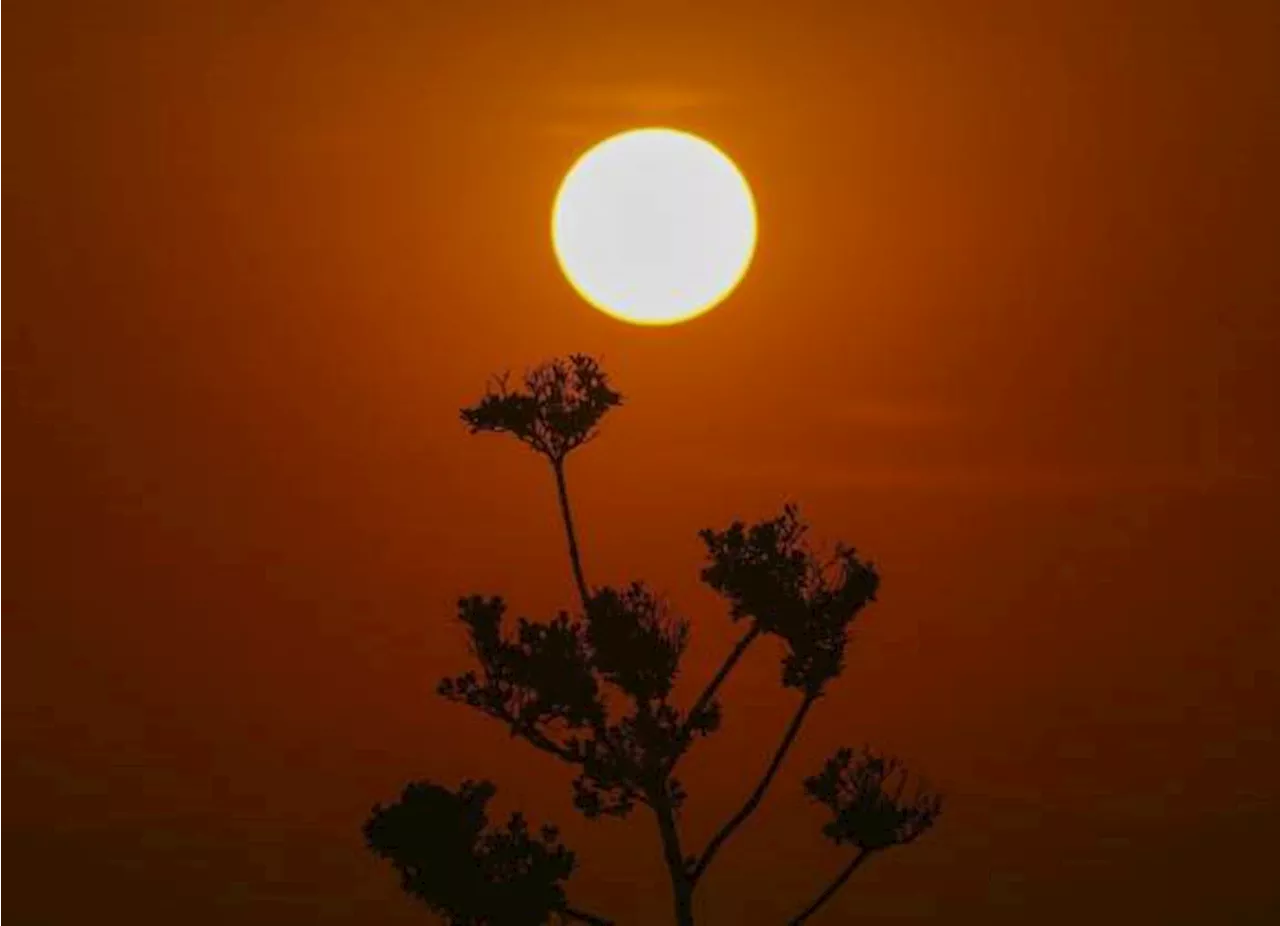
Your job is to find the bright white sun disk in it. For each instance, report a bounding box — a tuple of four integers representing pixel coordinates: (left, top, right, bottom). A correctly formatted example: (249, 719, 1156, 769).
(552, 128, 757, 325)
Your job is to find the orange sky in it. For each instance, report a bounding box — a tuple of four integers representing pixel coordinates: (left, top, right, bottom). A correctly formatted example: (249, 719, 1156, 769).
(6, 1, 1280, 922)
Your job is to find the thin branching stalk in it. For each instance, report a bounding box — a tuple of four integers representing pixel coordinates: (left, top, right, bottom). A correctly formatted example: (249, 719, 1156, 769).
(788, 849, 875, 925)
(691, 692, 819, 883)
(553, 459, 591, 611)
(650, 788, 695, 926)
(560, 905, 614, 926)
(670, 624, 763, 772)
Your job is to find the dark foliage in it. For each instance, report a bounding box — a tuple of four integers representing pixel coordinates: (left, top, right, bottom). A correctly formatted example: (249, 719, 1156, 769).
(460, 354, 622, 464)
(367, 356, 941, 925)
(363, 780, 579, 926)
(803, 748, 943, 851)
(699, 505, 880, 695)
(438, 596, 604, 734)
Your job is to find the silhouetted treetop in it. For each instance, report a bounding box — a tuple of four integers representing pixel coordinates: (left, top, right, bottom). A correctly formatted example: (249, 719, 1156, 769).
(460, 354, 623, 464)
(370, 355, 940, 926)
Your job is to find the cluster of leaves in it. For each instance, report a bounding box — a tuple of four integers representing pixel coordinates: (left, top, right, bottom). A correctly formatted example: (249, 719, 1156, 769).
(436, 585, 709, 823)
(459, 354, 623, 464)
(363, 780, 577, 926)
(803, 748, 943, 851)
(439, 596, 604, 735)
(699, 505, 880, 696)
(586, 583, 689, 705)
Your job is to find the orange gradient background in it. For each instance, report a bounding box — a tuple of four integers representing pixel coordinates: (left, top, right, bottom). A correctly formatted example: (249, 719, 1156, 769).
(6, 2, 1280, 923)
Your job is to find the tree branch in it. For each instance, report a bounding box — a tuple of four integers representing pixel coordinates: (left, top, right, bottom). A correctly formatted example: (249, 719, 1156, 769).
(690, 692, 819, 883)
(519, 726, 579, 764)
(559, 904, 615, 925)
(670, 623, 763, 771)
(650, 787, 695, 926)
(787, 848, 875, 925)
(552, 459, 591, 611)
(472, 703, 580, 765)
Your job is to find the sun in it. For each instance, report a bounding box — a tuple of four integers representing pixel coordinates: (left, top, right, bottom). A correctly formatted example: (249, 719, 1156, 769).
(551, 128, 757, 326)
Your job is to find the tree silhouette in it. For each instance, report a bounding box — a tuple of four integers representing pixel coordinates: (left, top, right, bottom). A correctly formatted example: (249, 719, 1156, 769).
(364, 355, 941, 925)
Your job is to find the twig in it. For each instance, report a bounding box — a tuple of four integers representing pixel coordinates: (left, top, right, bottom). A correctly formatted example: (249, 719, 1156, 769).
(690, 692, 819, 883)
(560, 904, 614, 925)
(670, 623, 763, 771)
(787, 848, 875, 925)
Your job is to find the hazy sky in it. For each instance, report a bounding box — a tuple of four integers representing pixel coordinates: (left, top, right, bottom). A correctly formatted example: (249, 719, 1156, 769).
(6, 1, 1279, 923)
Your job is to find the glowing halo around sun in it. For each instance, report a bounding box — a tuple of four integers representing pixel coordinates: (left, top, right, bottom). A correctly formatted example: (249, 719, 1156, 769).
(551, 128, 757, 326)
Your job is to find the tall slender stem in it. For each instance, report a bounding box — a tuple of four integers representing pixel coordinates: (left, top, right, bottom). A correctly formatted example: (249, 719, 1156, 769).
(691, 693, 818, 883)
(651, 789, 695, 926)
(788, 849, 874, 925)
(552, 458, 591, 610)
